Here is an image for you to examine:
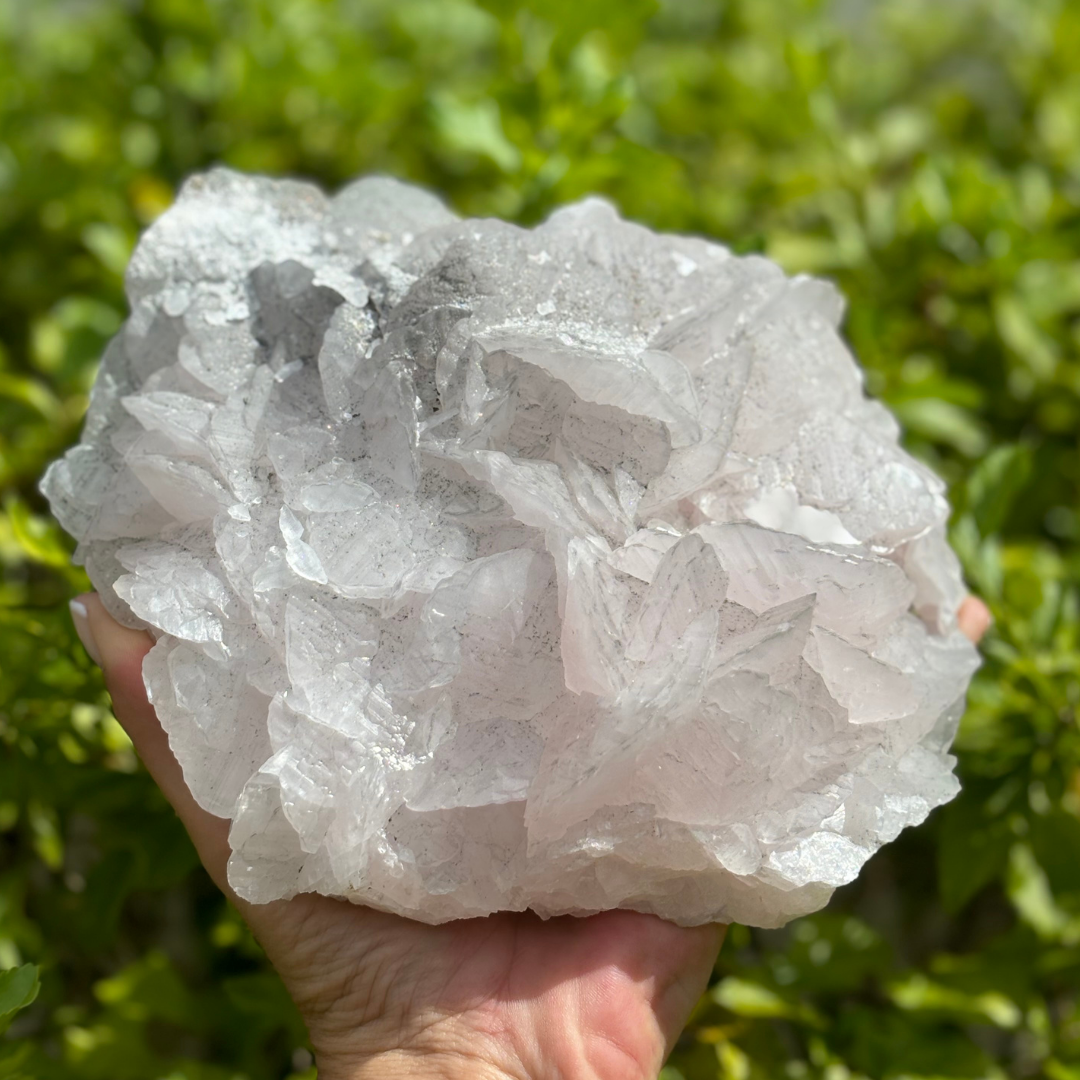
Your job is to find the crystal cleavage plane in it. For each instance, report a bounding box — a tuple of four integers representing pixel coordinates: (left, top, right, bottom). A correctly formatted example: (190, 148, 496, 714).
(42, 169, 980, 927)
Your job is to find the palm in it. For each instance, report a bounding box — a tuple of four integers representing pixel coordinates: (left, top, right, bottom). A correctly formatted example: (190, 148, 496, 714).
(255, 893, 721, 1079)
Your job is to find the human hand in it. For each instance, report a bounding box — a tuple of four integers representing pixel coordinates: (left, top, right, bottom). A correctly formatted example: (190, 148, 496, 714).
(69, 593, 991, 1080)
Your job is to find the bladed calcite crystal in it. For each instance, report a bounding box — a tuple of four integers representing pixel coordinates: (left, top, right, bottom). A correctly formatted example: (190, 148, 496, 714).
(42, 169, 980, 927)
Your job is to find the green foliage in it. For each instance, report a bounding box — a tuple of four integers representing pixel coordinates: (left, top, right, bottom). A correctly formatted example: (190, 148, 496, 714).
(1, 0, 1079, 1075)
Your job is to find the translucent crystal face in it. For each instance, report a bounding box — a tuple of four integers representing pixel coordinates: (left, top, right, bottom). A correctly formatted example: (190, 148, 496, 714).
(42, 168, 980, 928)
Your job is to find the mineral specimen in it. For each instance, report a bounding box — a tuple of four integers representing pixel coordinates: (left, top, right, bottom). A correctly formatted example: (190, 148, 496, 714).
(42, 168, 980, 928)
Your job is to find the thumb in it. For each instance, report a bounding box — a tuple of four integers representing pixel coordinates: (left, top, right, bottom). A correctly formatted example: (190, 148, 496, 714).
(70, 592, 235, 893)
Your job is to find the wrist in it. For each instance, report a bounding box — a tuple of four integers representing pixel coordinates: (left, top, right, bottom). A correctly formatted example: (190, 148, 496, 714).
(316, 1049, 519, 1080)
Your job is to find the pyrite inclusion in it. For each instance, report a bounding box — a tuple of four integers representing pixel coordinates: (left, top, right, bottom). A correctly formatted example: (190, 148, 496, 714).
(43, 169, 980, 927)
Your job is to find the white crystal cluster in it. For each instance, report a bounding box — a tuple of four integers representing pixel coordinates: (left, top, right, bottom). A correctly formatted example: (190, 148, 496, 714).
(43, 169, 980, 927)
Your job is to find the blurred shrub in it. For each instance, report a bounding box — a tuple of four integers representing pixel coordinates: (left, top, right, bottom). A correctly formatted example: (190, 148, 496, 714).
(2, 0, 1080, 1076)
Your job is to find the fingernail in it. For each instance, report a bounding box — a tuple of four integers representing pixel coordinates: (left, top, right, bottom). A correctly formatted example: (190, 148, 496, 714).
(70, 597, 103, 667)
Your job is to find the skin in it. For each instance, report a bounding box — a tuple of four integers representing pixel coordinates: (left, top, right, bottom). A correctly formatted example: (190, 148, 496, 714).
(72, 593, 990, 1080)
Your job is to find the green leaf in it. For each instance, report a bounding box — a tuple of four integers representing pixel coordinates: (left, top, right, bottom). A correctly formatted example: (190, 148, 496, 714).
(1046, 1060, 1080, 1080)
(712, 976, 824, 1027)
(1030, 811, 1080, 895)
(937, 788, 1013, 913)
(890, 398, 989, 458)
(81, 223, 134, 277)
(888, 973, 1021, 1028)
(4, 497, 75, 569)
(0, 373, 61, 420)
(1006, 843, 1080, 942)
(994, 292, 1059, 380)
(0, 966, 40, 1033)
(430, 93, 522, 172)
(963, 444, 1034, 537)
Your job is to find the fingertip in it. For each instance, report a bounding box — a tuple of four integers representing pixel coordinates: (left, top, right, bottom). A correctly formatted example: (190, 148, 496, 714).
(71, 594, 234, 890)
(70, 595, 103, 666)
(77, 592, 155, 686)
(73, 593, 159, 752)
(958, 595, 992, 644)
